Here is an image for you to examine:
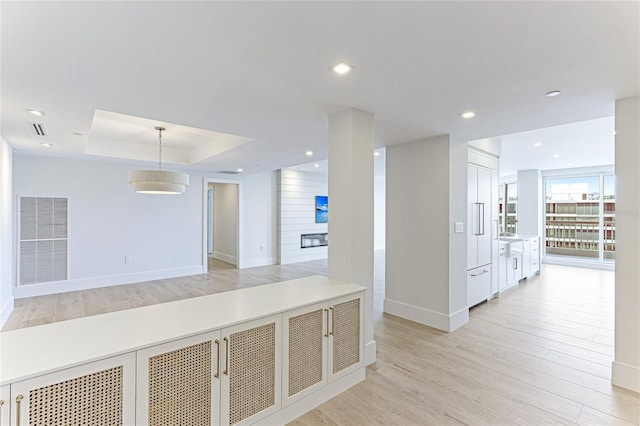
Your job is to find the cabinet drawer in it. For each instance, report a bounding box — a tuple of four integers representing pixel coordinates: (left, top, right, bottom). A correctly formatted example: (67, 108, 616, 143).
(468, 266, 491, 307)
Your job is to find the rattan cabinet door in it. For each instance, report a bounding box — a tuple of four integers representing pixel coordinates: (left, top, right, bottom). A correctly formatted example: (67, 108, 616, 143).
(328, 292, 364, 383)
(9, 353, 135, 426)
(220, 314, 282, 426)
(0, 384, 9, 426)
(282, 301, 328, 407)
(136, 331, 221, 426)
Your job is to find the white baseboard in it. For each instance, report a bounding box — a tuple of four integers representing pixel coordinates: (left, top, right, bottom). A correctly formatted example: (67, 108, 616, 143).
(1, 296, 14, 328)
(13, 265, 204, 299)
(365, 340, 377, 365)
(612, 361, 640, 393)
(240, 257, 277, 269)
(383, 298, 469, 332)
(212, 251, 237, 266)
(255, 367, 365, 426)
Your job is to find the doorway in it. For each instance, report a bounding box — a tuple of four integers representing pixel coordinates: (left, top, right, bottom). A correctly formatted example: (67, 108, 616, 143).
(202, 178, 242, 272)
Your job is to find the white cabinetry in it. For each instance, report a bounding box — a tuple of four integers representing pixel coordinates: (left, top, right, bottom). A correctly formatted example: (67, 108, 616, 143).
(136, 331, 221, 426)
(498, 242, 508, 291)
(283, 294, 363, 407)
(468, 164, 493, 269)
(468, 156, 499, 307)
(9, 353, 135, 426)
(529, 237, 540, 276)
(221, 314, 282, 426)
(507, 241, 523, 287)
(0, 384, 9, 426)
(522, 239, 532, 279)
(1, 277, 364, 426)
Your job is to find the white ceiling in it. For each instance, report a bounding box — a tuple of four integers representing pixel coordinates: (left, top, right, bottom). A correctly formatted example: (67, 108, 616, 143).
(498, 116, 616, 178)
(1, 2, 638, 175)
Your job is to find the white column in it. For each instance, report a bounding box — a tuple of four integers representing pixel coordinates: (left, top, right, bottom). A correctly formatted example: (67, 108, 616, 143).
(328, 108, 376, 365)
(0, 137, 14, 327)
(517, 169, 542, 236)
(612, 96, 640, 393)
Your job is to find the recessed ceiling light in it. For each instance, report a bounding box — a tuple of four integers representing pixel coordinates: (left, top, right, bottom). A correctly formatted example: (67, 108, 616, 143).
(305, 151, 314, 156)
(567, 162, 573, 166)
(40, 143, 52, 148)
(332, 63, 353, 75)
(460, 111, 476, 119)
(610, 131, 617, 136)
(314, 163, 320, 168)
(26, 109, 45, 116)
(546, 90, 561, 97)
(553, 153, 560, 158)
(374, 151, 381, 157)
(237, 168, 243, 173)
(533, 142, 543, 147)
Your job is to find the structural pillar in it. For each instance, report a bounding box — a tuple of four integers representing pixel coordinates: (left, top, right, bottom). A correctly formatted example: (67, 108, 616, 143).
(612, 96, 640, 392)
(328, 108, 376, 365)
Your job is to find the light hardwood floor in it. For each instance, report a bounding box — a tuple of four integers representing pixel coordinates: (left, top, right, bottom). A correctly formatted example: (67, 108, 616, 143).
(3, 253, 639, 425)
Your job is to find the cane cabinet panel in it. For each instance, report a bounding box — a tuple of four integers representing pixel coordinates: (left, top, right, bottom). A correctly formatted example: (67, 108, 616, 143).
(136, 331, 221, 426)
(0, 384, 9, 426)
(9, 353, 135, 426)
(221, 314, 282, 426)
(282, 302, 328, 407)
(328, 293, 364, 382)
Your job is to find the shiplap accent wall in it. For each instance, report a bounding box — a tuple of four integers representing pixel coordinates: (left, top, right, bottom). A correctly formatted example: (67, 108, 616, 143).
(278, 169, 328, 264)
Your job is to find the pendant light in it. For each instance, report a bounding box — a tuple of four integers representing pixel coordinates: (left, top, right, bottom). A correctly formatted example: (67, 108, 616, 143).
(129, 126, 189, 194)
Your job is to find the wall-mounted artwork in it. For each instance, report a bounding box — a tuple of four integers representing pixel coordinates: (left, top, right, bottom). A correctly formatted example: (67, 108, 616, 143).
(315, 195, 328, 223)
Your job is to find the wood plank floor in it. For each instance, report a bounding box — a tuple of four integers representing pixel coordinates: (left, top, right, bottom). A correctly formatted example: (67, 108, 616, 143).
(3, 253, 638, 425)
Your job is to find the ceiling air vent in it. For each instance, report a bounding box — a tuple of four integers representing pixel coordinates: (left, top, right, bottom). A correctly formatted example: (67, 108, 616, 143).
(29, 122, 47, 136)
(217, 170, 241, 175)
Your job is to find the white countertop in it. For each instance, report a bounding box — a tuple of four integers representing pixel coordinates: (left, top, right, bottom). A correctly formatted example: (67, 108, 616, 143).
(0, 275, 365, 385)
(500, 234, 538, 242)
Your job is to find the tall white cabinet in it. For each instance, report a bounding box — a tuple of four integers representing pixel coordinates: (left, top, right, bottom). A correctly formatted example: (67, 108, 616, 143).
(467, 149, 499, 308)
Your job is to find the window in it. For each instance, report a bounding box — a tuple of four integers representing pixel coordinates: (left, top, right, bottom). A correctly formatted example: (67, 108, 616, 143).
(499, 182, 518, 234)
(544, 174, 614, 263)
(19, 197, 68, 284)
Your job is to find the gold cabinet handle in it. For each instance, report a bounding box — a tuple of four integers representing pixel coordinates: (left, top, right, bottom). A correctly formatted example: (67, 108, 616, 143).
(324, 309, 329, 337)
(214, 339, 220, 379)
(223, 337, 229, 376)
(16, 394, 24, 426)
(329, 307, 334, 336)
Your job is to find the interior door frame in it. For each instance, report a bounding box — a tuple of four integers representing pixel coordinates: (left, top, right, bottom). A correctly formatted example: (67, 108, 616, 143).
(202, 177, 243, 272)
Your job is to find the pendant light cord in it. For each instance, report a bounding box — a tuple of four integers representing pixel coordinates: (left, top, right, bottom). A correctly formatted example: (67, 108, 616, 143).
(153, 126, 167, 171)
(158, 127, 163, 171)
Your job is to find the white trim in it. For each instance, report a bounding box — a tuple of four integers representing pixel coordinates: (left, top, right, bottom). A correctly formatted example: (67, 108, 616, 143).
(365, 340, 377, 365)
(212, 251, 237, 266)
(612, 361, 640, 393)
(0, 296, 14, 327)
(254, 367, 365, 426)
(13, 265, 203, 299)
(202, 177, 242, 272)
(240, 256, 277, 269)
(541, 164, 615, 177)
(383, 298, 469, 332)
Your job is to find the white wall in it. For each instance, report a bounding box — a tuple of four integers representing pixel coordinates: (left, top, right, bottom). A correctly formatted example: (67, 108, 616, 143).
(241, 171, 278, 268)
(517, 169, 543, 236)
(211, 183, 238, 265)
(374, 149, 386, 250)
(0, 137, 14, 325)
(612, 96, 640, 393)
(278, 168, 328, 264)
(11, 155, 277, 298)
(385, 135, 468, 332)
